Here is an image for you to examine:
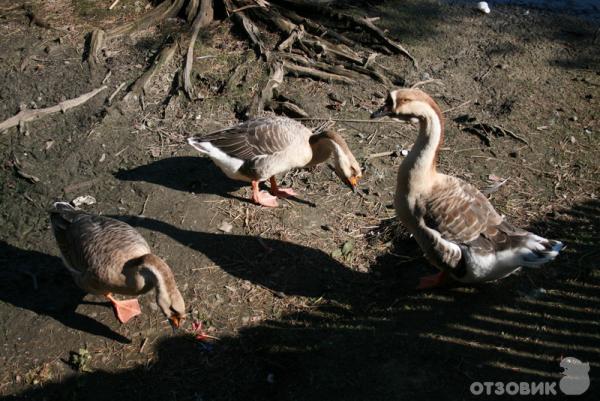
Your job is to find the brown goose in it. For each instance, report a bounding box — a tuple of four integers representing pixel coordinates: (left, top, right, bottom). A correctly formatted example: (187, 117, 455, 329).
(371, 88, 563, 288)
(187, 116, 362, 207)
(49, 202, 185, 327)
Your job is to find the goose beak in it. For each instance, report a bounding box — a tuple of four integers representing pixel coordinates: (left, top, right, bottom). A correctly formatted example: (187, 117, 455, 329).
(348, 175, 361, 192)
(169, 314, 183, 330)
(370, 105, 391, 119)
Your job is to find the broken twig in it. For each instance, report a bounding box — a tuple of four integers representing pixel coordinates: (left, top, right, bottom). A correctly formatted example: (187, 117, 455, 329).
(0, 86, 107, 133)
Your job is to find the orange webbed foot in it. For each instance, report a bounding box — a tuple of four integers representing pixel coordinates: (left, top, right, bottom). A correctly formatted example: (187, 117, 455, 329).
(416, 271, 450, 290)
(106, 294, 142, 323)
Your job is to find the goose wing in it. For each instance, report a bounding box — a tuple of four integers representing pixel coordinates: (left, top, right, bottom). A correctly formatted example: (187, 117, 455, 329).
(414, 176, 504, 268)
(195, 117, 310, 160)
(424, 176, 503, 246)
(50, 205, 150, 275)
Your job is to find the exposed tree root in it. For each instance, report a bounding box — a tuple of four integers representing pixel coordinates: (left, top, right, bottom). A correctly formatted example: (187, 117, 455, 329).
(247, 61, 284, 117)
(283, 62, 355, 84)
(123, 41, 179, 105)
(82, 0, 414, 118)
(182, 0, 214, 99)
(0, 86, 107, 133)
(275, 0, 417, 66)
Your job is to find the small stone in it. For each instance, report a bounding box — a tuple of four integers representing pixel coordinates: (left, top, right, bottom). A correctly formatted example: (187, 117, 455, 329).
(400, 149, 409, 156)
(72, 195, 96, 207)
(476, 1, 491, 14)
(218, 221, 233, 233)
(570, 136, 577, 144)
(570, 116, 578, 122)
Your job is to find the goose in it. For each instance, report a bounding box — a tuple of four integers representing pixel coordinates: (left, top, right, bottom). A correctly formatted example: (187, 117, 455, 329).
(187, 116, 362, 207)
(49, 202, 185, 327)
(371, 88, 563, 288)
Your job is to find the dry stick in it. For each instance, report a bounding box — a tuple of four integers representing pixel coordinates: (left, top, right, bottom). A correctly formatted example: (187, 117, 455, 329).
(294, 117, 405, 123)
(183, 0, 214, 99)
(367, 151, 395, 159)
(443, 100, 471, 114)
(109, 0, 121, 10)
(411, 78, 444, 89)
(108, 82, 126, 105)
(0, 86, 107, 132)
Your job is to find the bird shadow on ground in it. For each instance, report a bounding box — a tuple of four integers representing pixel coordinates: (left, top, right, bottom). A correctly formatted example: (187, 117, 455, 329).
(4, 200, 599, 401)
(114, 156, 320, 207)
(0, 241, 130, 344)
(114, 156, 249, 203)
(117, 215, 377, 305)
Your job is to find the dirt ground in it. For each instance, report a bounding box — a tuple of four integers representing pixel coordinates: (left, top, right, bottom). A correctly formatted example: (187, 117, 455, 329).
(0, 0, 599, 400)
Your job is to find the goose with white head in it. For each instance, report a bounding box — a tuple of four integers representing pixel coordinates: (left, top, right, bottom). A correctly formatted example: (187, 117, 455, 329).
(49, 202, 186, 327)
(371, 88, 563, 288)
(187, 116, 362, 207)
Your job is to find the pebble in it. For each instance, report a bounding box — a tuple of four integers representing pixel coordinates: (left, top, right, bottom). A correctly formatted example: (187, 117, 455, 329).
(72, 195, 96, 207)
(477, 1, 491, 14)
(570, 136, 577, 144)
(218, 221, 233, 233)
(570, 116, 578, 122)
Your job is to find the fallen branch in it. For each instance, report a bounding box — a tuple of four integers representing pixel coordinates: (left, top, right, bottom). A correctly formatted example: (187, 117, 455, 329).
(108, 82, 127, 105)
(109, 0, 121, 10)
(0, 86, 107, 133)
(411, 78, 444, 89)
(294, 117, 406, 123)
(367, 150, 395, 159)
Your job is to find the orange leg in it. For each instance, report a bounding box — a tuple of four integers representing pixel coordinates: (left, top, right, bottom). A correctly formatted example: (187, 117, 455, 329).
(269, 177, 297, 198)
(416, 271, 450, 290)
(105, 293, 142, 323)
(251, 180, 278, 207)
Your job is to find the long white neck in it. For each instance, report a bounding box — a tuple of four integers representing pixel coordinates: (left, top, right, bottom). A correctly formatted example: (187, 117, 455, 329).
(399, 105, 443, 187)
(308, 137, 346, 167)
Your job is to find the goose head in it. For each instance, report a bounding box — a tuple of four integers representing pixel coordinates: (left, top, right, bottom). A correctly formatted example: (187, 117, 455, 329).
(310, 130, 362, 189)
(371, 88, 439, 122)
(139, 254, 186, 329)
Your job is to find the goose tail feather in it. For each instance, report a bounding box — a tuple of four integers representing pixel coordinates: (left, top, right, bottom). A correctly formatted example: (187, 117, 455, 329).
(517, 235, 564, 268)
(187, 137, 212, 155)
